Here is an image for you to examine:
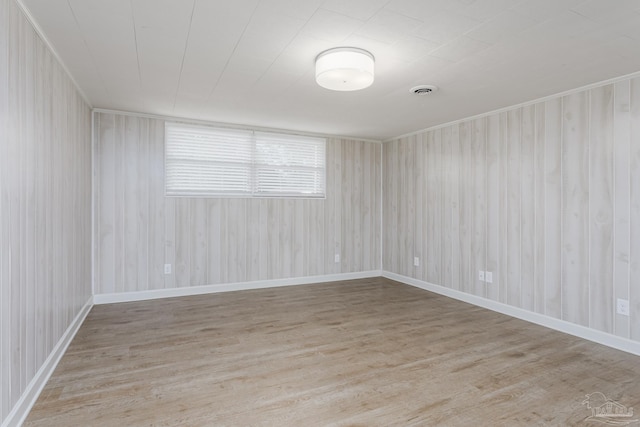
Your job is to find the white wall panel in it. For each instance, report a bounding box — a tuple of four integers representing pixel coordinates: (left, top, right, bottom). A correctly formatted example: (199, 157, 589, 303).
(471, 118, 486, 298)
(439, 130, 451, 287)
(93, 112, 382, 295)
(402, 137, 415, 278)
(614, 80, 631, 338)
(589, 85, 614, 333)
(0, 0, 92, 423)
(630, 77, 640, 341)
(449, 127, 461, 292)
(497, 112, 509, 304)
(486, 114, 500, 301)
(506, 108, 522, 308)
(458, 122, 471, 294)
(427, 130, 442, 286)
(383, 74, 640, 343)
(534, 103, 546, 314)
(521, 105, 536, 311)
(561, 91, 589, 327)
(543, 98, 562, 319)
(382, 141, 397, 274)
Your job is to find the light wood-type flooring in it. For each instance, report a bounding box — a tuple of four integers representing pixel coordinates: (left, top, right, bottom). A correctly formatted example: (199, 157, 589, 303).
(25, 278, 640, 426)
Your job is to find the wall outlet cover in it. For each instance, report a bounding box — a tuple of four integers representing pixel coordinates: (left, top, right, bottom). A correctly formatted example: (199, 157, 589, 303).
(617, 298, 630, 316)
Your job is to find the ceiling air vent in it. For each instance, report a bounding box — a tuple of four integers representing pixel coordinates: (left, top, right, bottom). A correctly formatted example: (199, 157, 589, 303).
(410, 85, 439, 95)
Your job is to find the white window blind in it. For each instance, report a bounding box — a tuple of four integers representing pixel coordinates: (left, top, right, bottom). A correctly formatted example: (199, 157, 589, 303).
(254, 132, 326, 197)
(165, 123, 326, 198)
(165, 124, 253, 196)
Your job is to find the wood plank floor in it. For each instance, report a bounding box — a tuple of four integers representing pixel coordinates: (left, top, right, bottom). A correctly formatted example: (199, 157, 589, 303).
(25, 278, 640, 426)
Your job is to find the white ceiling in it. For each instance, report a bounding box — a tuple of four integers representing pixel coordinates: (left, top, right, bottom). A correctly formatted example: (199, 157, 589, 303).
(20, 0, 640, 140)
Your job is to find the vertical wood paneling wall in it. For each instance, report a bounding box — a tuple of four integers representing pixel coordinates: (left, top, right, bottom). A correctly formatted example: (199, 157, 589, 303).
(93, 112, 381, 295)
(383, 77, 640, 342)
(0, 0, 92, 423)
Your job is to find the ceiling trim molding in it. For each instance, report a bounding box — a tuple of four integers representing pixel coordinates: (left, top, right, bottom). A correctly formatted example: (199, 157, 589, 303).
(15, 0, 92, 107)
(92, 108, 383, 144)
(385, 68, 640, 143)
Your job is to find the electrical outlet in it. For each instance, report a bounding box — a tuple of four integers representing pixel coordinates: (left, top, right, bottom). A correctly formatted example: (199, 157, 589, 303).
(617, 298, 630, 316)
(479, 271, 485, 281)
(414, 257, 419, 267)
(334, 254, 340, 263)
(164, 264, 172, 275)
(485, 271, 493, 283)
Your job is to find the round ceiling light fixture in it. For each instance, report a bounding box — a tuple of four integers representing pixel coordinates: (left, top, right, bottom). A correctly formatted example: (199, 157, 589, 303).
(315, 47, 375, 91)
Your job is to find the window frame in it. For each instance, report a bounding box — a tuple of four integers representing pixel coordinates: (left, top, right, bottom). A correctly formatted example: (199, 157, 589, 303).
(164, 122, 327, 199)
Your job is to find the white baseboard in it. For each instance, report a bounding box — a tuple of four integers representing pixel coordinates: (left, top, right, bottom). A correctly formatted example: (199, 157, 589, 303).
(383, 271, 640, 357)
(93, 270, 382, 305)
(2, 298, 93, 427)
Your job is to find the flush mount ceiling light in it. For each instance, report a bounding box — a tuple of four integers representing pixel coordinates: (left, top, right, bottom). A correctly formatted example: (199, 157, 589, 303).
(315, 47, 375, 91)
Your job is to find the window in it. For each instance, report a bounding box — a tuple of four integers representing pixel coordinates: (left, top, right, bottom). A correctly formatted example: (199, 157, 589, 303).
(165, 123, 326, 198)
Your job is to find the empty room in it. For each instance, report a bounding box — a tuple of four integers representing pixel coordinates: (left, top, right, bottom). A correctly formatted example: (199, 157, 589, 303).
(3, 0, 640, 425)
